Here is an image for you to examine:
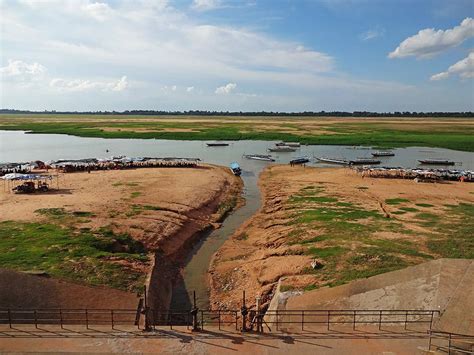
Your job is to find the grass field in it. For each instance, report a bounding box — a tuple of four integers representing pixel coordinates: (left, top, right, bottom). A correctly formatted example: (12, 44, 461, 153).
(0, 208, 149, 292)
(0, 114, 473, 151)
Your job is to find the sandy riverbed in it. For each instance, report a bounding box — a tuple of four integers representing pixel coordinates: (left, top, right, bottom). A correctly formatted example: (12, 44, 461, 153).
(209, 166, 474, 310)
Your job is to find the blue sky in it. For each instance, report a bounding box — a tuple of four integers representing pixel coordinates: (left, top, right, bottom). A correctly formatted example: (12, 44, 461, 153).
(1, 0, 473, 112)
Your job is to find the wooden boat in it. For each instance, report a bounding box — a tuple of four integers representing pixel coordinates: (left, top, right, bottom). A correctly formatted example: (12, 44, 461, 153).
(290, 156, 310, 165)
(268, 146, 297, 152)
(230, 162, 242, 176)
(350, 158, 381, 165)
(372, 151, 395, 157)
(418, 159, 455, 165)
(276, 142, 301, 147)
(244, 154, 275, 162)
(206, 142, 229, 147)
(316, 157, 351, 165)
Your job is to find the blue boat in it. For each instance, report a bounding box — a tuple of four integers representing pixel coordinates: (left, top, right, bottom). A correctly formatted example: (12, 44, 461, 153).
(230, 162, 242, 176)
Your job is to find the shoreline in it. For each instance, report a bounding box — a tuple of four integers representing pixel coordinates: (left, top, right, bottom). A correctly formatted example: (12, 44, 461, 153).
(1, 115, 473, 152)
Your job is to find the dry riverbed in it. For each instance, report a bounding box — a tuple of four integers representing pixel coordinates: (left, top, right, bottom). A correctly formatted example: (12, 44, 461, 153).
(0, 165, 242, 304)
(209, 166, 474, 309)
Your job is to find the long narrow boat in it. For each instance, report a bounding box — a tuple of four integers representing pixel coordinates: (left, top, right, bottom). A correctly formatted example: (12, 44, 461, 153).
(418, 159, 455, 165)
(372, 151, 395, 157)
(290, 156, 310, 165)
(350, 158, 381, 165)
(244, 154, 275, 162)
(230, 162, 242, 176)
(276, 142, 301, 147)
(268, 146, 297, 152)
(206, 142, 229, 147)
(316, 157, 351, 165)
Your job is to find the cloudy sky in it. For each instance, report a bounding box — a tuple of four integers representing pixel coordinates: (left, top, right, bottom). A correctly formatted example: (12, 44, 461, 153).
(1, 0, 473, 112)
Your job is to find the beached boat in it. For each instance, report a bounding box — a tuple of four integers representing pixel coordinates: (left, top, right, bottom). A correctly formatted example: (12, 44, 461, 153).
(276, 142, 301, 147)
(372, 151, 395, 157)
(244, 154, 275, 162)
(268, 146, 297, 152)
(290, 156, 310, 165)
(206, 142, 229, 147)
(230, 162, 242, 176)
(418, 159, 455, 165)
(350, 158, 381, 165)
(316, 157, 351, 165)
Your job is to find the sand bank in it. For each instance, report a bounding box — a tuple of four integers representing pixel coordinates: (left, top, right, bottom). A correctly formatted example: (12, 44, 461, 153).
(0, 165, 242, 308)
(209, 166, 473, 309)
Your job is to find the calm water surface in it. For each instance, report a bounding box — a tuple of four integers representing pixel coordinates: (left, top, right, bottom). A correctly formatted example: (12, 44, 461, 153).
(1, 130, 473, 308)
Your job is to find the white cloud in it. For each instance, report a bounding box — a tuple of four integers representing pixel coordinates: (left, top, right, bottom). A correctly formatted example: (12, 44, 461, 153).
(82, 2, 112, 21)
(191, 0, 221, 11)
(186, 86, 195, 92)
(430, 52, 474, 81)
(215, 82, 237, 94)
(0, 59, 46, 77)
(50, 76, 128, 92)
(389, 17, 474, 59)
(359, 27, 385, 41)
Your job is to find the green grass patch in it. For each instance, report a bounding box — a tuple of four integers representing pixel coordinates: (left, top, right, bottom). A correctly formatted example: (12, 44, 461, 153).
(306, 246, 347, 258)
(415, 203, 434, 208)
(0, 221, 147, 291)
(399, 207, 419, 212)
(385, 198, 410, 205)
(130, 191, 142, 198)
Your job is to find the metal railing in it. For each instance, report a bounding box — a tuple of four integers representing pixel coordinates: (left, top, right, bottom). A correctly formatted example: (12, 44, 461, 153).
(428, 330, 474, 354)
(263, 309, 440, 332)
(0, 308, 140, 329)
(0, 307, 440, 333)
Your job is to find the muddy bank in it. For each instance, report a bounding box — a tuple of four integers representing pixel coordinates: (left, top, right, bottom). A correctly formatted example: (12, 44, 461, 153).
(209, 165, 474, 310)
(0, 165, 242, 309)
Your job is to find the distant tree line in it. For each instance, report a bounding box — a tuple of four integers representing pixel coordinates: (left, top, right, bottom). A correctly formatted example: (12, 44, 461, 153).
(1, 109, 473, 117)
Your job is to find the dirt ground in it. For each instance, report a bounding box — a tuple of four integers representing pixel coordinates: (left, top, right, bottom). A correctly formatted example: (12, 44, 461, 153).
(0, 165, 242, 306)
(209, 166, 474, 310)
(0, 165, 240, 253)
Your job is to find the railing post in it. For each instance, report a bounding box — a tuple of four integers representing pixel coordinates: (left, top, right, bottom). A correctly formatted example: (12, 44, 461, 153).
(448, 334, 452, 355)
(111, 310, 114, 329)
(218, 310, 221, 330)
(191, 291, 200, 332)
(301, 311, 304, 331)
(404, 311, 408, 330)
(327, 311, 330, 331)
(201, 310, 204, 330)
(353, 310, 356, 331)
(34, 310, 38, 329)
(241, 291, 248, 332)
(378, 310, 382, 330)
(59, 309, 63, 329)
(430, 311, 434, 330)
(428, 331, 433, 351)
(85, 309, 89, 330)
(8, 310, 12, 329)
(276, 309, 279, 331)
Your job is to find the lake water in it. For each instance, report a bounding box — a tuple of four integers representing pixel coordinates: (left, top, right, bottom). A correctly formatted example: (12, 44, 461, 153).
(1, 130, 473, 309)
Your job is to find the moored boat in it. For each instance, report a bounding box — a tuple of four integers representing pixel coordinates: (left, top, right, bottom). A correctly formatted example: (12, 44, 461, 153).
(244, 154, 275, 162)
(316, 157, 351, 165)
(290, 156, 310, 165)
(350, 158, 381, 165)
(372, 151, 395, 157)
(230, 162, 242, 176)
(268, 146, 297, 152)
(418, 159, 455, 165)
(276, 142, 301, 147)
(206, 142, 229, 147)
